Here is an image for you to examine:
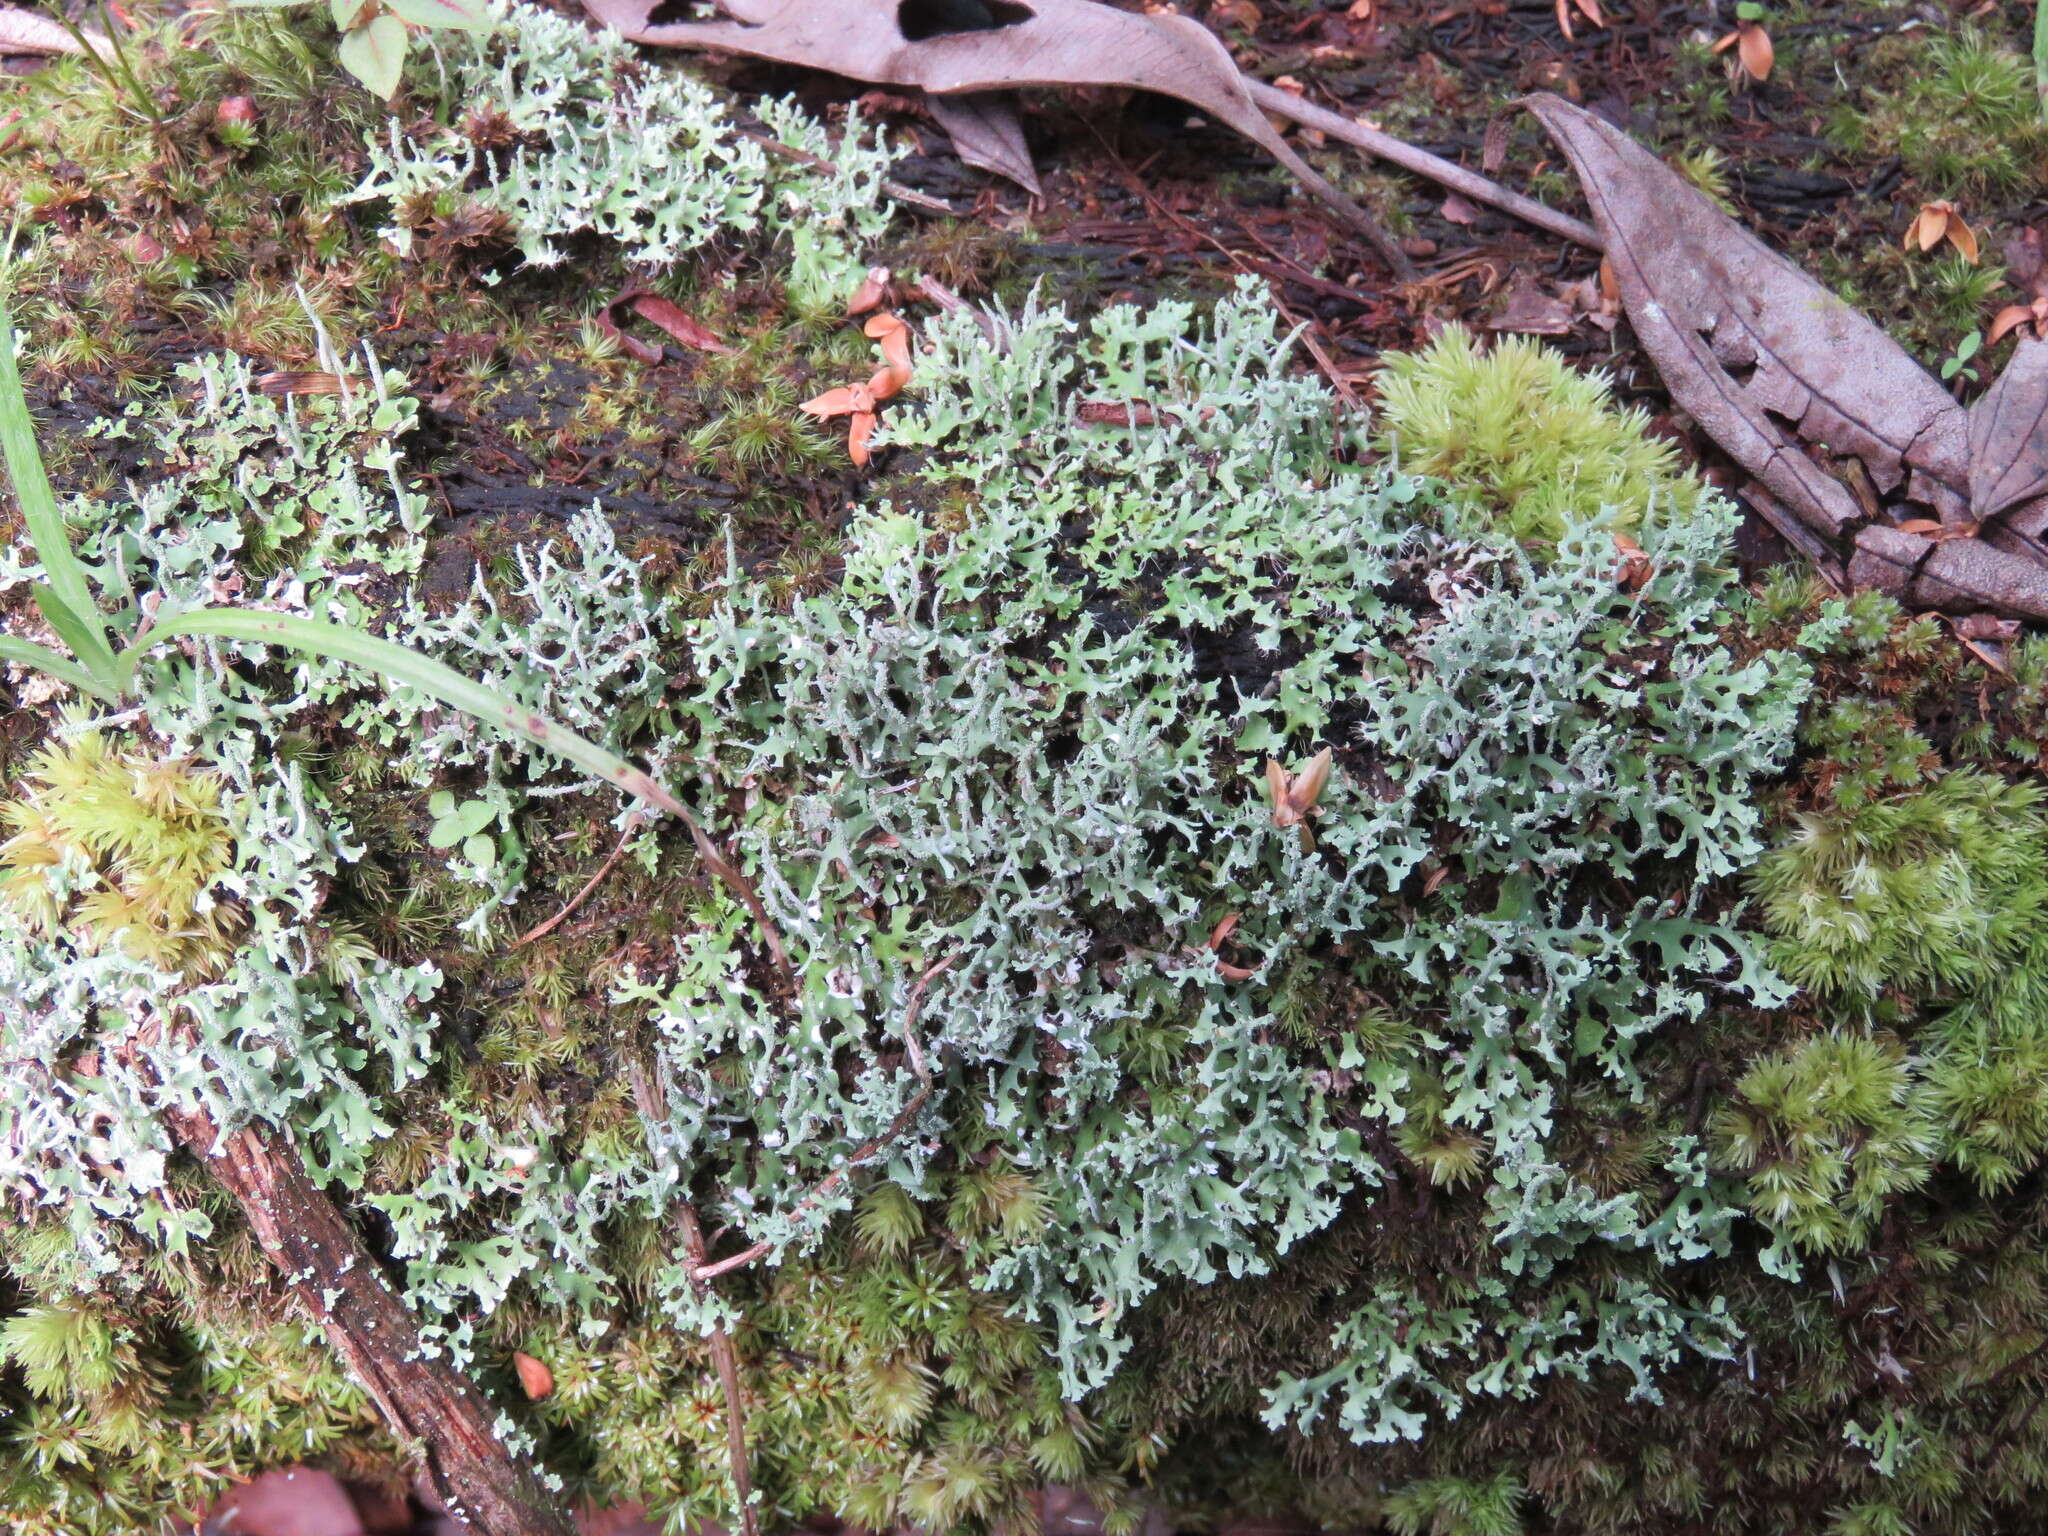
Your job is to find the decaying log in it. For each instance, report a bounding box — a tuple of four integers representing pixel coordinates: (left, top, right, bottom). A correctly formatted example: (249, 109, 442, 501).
(161, 1106, 577, 1536)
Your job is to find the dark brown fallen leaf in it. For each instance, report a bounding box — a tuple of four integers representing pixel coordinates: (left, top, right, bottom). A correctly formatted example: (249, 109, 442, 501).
(1530, 92, 2048, 625)
(925, 89, 1042, 196)
(579, 0, 1415, 277)
(1849, 524, 2048, 622)
(1969, 336, 2048, 527)
(1955, 613, 2024, 642)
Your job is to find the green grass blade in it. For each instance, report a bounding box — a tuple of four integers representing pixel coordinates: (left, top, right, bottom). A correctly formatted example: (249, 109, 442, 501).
(2037, 0, 2048, 122)
(146, 609, 688, 816)
(0, 302, 119, 681)
(0, 634, 120, 702)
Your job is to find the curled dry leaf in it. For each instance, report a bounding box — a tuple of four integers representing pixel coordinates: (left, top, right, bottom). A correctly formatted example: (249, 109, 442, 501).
(577, 0, 1415, 276)
(846, 265, 892, 317)
(1202, 912, 1258, 982)
(1526, 95, 1969, 536)
(1713, 20, 1773, 82)
(514, 1350, 555, 1400)
(1905, 200, 1978, 263)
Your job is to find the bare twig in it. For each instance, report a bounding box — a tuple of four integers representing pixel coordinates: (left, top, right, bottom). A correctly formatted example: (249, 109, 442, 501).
(691, 951, 957, 1284)
(512, 811, 647, 949)
(629, 1062, 760, 1536)
(1247, 81, 1602, 253)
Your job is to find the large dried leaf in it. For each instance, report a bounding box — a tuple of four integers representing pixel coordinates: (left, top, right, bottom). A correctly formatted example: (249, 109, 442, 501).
(1970, 335, 2048, 523)
(0, 5, 110, 59)
(1526, 94, 1971, 535)
(580, 0, 1412, 272)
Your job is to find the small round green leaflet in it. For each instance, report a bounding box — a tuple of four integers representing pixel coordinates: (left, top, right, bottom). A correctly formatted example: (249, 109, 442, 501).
(337, 11, 408, 98)
(384, 0, 495, 30)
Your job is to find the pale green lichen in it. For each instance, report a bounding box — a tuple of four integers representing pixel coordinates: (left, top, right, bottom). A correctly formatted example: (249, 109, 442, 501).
(352, 0, 894, 289)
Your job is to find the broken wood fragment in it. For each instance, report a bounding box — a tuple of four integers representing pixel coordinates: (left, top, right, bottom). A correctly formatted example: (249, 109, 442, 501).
(159, 1105, 576, 1536)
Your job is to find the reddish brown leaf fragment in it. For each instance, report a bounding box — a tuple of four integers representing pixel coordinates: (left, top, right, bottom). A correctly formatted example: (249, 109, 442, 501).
(1738, 22, 1773, 81)
(624, 290, 734, 354)
(1904, 201, 1977, 263)
(514, 1350, 555, 1400)
(595, 304, 662, 365)
(1711, 21, 1773, 82)
(846, 264, 892, 317)
(799, 383, 876, 419)
(864, 310, 915, 398)
(1075, 399, 1181, 427)
(1613, 531, 1652, 591)
(1267, 748, 1334, 850)
(847, 410, 878, 467)
(256, 371, 344, 397)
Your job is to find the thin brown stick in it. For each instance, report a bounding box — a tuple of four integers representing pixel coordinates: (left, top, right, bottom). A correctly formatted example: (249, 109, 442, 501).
(629, 1063, 761, 1536)
(512, 811, 647, 949)
(676, 1202, 761, 1536)
(691, 952, 957, 1284)
(1246, 81, 1602, 253)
